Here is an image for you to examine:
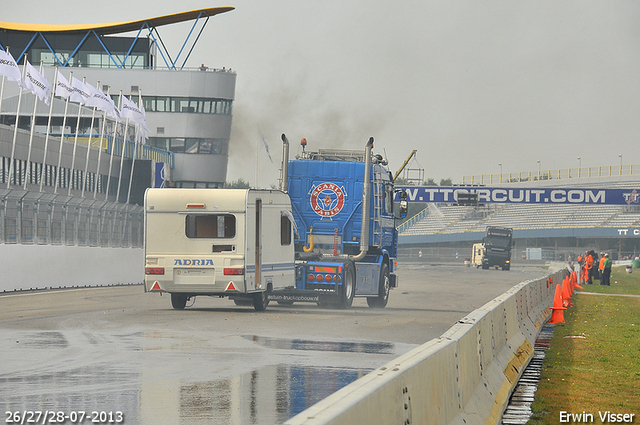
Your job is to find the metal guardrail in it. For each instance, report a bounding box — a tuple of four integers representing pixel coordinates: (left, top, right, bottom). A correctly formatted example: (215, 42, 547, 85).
(0, 189, 143, 248)
(462, 164, 638, 185)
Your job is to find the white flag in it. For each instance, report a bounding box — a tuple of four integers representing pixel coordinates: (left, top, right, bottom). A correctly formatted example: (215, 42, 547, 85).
(85, 83, 119, 120)
(138, 103, 150, 144)
(22, 61, 51, 105)
(55, 72, 74, 99)
(70, 76, 91, 104)
(0, 49, 23, 84)
(120, 95, 146, 125)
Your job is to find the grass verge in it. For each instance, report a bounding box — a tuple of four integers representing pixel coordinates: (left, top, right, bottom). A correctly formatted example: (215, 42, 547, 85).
(528, 265, 640, 424)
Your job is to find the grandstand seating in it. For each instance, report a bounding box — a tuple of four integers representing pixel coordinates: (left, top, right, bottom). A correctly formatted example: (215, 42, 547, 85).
(400, 203, 640, 235)
(399, 177, 640, 236)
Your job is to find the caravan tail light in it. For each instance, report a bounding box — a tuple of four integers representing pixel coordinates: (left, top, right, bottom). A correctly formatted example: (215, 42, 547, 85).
(308, 274, 316, 282)
(145, 267, 165, 275)
(224, 268, 244, 275)
(324, 274, 332, 282)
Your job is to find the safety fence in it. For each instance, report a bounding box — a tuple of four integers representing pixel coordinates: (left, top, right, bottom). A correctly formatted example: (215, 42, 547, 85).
(285, 268, 563, 425)
(462, 163, 638, 185)
(0, 189, 143, 248)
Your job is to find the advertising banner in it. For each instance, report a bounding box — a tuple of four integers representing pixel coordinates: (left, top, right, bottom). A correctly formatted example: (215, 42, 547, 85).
(394, 186, 640, 206)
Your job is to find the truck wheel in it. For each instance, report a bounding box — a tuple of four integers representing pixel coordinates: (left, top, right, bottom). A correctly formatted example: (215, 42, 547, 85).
(339, 262, 355, 309)
(253, 290, 270, 312)
(367, 262, 390, 308)
(171, 293, 188, 310)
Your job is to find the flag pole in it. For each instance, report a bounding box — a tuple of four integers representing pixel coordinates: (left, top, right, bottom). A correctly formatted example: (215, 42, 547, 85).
(54, 70, 72, 194)
(23, 61, 45, 190)
(81, 81, 99, 198)
(116, 112, 130, 204)
(106, 91, 122, 201)
(68, 76, 86, 196)
(126, 122, 139, 205)
(255, 136, 259, 189)
(7, 54, 27, 189)
(126, 89, 145, 205)
(0, 46, 13, 129)
(93, 86, 111, 199)
(39, 66, 58, 192)
(0, 48, 7, 128)
(0, 73, 5, 127)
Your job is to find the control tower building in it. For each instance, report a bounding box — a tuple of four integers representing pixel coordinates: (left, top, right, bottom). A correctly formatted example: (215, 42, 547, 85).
(0, 7, 236, 190)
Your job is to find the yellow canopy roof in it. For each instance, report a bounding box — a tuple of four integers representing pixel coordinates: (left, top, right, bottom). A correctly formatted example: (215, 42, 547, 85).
(0, 7, 234, 35)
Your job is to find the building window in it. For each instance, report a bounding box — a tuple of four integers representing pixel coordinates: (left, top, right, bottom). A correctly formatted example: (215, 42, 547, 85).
(148, 138, 228, 155)
(142, 96, 232, 115)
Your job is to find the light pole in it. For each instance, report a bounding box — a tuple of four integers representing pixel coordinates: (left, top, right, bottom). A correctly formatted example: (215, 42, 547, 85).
(537, 160, 540, 180)
(577, 156, 581, 177)
(499, 162, 502, 183)
(619, 154, 623, 175)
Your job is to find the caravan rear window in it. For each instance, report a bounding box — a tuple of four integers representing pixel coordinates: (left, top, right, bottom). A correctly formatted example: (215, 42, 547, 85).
(185, 214, 236, 238)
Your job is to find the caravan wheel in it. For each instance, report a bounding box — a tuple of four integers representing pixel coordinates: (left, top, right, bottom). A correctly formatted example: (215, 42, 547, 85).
(171, 293, 188, 310)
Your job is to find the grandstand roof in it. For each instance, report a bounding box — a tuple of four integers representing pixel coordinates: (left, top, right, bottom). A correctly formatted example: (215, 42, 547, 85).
(0, 7, 234, 35)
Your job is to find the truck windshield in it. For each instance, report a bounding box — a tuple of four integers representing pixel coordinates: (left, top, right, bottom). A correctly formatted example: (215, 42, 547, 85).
(185, 214, 236, 238)
(485, 235, 511, 248)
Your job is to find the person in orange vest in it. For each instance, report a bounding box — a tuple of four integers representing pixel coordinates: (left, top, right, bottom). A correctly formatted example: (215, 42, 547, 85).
(598, 253, 606, 281)
(586, 251, 594, 284)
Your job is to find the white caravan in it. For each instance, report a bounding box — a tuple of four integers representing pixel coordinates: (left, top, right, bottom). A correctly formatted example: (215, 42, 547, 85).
(471, 243, 485, 268)
(144, 188, 296, 311)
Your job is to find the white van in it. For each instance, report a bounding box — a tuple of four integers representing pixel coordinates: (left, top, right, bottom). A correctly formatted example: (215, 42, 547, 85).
(144, 188, 296, 311)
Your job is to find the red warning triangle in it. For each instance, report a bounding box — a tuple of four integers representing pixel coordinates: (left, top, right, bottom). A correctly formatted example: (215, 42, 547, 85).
(151, 281, 161, 290)
(225, 282, 237, 291)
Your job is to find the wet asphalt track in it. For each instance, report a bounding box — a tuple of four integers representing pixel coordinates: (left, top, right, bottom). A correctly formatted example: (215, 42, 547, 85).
(0, 262, 550, 425)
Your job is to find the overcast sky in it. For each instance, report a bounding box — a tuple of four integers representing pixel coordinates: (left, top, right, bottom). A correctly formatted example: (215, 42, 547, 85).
(5, 1, 640, 187)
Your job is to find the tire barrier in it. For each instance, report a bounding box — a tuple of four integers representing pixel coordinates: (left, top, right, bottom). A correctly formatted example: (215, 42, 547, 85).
(285, 270, 563, 425)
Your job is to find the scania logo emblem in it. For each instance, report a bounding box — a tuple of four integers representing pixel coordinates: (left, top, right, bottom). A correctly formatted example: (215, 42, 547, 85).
(309, 182, 346, 217)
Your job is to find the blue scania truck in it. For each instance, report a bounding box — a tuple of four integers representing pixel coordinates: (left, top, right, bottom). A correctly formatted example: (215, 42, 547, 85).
(269, 134, 406, 308)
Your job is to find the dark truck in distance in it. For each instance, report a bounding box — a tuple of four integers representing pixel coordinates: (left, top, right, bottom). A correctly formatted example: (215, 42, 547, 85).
(481, 226, 513, 270)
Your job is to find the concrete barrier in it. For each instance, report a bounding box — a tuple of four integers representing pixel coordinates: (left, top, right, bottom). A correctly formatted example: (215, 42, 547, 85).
(0, 245, 143, 293)
(284, 270, 562, 425)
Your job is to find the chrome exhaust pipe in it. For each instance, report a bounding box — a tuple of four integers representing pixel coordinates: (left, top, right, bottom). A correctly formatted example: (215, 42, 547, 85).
(281, 133, 290, 192)
(349, 137, 374, 262)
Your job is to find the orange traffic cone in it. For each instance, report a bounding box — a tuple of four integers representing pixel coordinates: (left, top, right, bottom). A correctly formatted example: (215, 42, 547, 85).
(566, 275, 574, 296)
(548, 284, 566, 324)
(573, 271, 584, 290)
(562, 276, 572, 308)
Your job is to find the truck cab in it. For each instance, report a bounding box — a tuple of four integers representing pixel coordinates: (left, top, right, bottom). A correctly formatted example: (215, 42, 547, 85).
(481, 226, 513, 271)
(280, 135, 400, 308)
